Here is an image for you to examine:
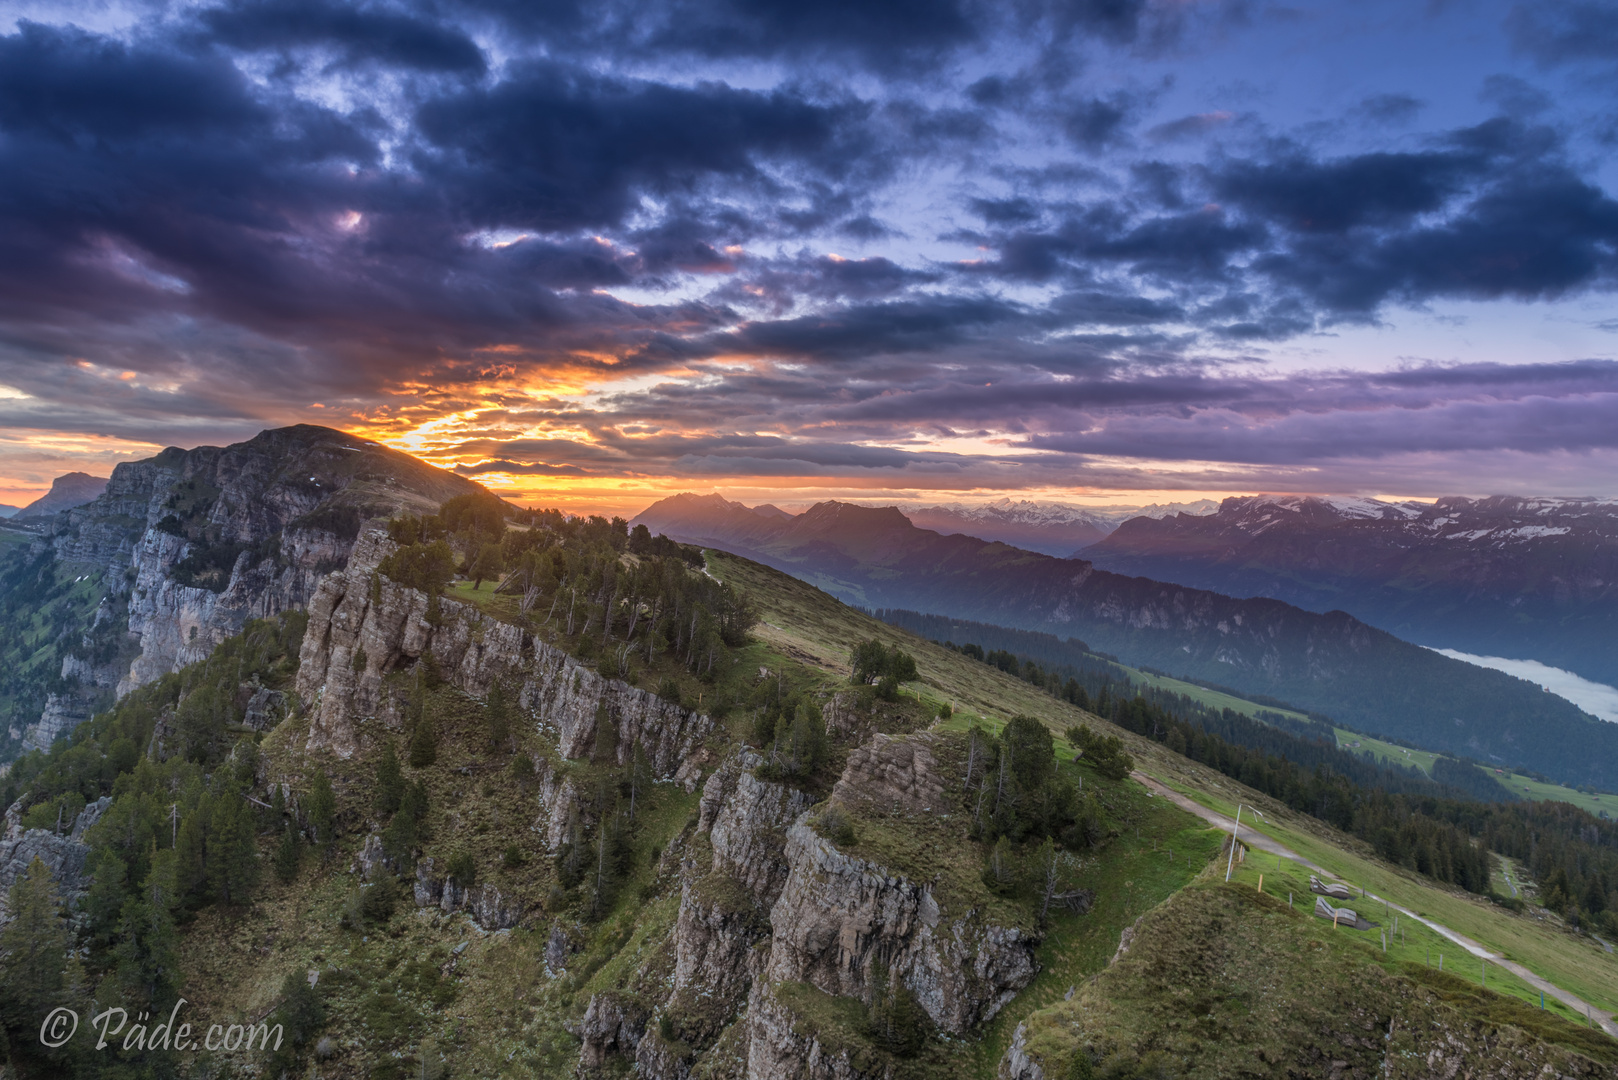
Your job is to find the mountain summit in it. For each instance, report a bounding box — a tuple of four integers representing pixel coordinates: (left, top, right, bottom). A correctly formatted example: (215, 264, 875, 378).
(1083, 493, 1618, 685)
(631, 491, 1618, 788)
(13, 471, 108, 519)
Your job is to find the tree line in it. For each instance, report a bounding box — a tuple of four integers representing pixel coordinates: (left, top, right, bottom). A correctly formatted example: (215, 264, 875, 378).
(941, 633, 1618, 928)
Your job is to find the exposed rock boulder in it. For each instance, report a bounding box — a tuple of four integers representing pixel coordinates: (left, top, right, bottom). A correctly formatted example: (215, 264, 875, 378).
(999, 1023, 1045, 1080)
(830, 734, 945, 815)
(743, 982, 893, 1080)
(635, 1026, 696, 1080)
(412, 857, 524, 930)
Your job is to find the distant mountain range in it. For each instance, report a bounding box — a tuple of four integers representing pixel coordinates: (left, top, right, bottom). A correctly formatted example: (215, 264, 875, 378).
(1082, 494, 1618, 687)
(632, 492, 1618, 787)
(13, 471, 109, 519)
(894, 497, 1217, 557)
(0, 505, 16, 519)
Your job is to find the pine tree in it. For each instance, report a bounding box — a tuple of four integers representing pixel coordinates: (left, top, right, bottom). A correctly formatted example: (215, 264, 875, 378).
(115, 869, 181, 1010)
(592, 703, 618, 764)
(486, 680, 512, 753)
(409, 710, 438, 767)
(175, 806, 208, 906)
(307, 767, 337, 844)
(628, 740, 653, 821)
(383, 781, 430, 863)
(208, 794, 259, 905)
(274, 823, 302, 883)
(0, 857, 69, 1043)
(375, 742, 405, 816)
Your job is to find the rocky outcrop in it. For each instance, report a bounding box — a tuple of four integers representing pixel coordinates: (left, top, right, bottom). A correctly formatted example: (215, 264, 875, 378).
(14, 472, 108, 519)
(743, 982, 892, 1080)
(651, 750, 812, 1063)
(5, 425, 483, 757)
(635, 1027, 695, 1080)
(829, 734, 945, 815)
(0, 796, 109, 923)
(296, 529, 716, 775)
(701, 749, 814, 900)
(578, 991, 650, 1070)
(412, 857, 524, 930)
(763, 821, 1036, 1034)
(999, 1023, 1045, 1080)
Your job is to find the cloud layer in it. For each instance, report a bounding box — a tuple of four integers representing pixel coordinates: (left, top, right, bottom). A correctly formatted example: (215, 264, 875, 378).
(0, 0, 1614, 506)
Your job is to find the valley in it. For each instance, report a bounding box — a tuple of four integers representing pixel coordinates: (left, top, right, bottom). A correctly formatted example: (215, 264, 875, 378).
(0, 437, 1611, 1078)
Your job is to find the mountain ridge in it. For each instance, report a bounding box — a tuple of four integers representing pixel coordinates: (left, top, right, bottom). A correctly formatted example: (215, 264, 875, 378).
(0, 424, 489, 759)
(13, 471, 108, 520)
(1083, 492, 1618, 685)
(632, 492, 1618, 787)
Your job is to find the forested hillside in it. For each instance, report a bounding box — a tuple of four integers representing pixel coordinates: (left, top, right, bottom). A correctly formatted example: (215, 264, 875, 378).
(633, 496, 1618, 788)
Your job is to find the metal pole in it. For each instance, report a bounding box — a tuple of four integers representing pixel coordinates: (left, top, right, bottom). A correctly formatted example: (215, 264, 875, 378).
(1225, 804, 1243, 882)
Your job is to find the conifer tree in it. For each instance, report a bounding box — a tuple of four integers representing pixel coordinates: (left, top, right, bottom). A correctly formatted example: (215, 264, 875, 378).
(592, 703, 618, 764)
(175, 806, 208, 905)
(486, 680, 512, 753)
(375, 742, 405, 816)
(409, 710, 438, 767)
(208, 794, 259, 904)
(116, 856, 181, 1010)
(628, 740, 653, 821)
(274, 823, 302, 883)
(0, 857, 69, 1043)
(307, 767, 337, 844)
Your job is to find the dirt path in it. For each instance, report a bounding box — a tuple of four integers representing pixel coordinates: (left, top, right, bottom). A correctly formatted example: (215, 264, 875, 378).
(1133, 771, 1618, 1038)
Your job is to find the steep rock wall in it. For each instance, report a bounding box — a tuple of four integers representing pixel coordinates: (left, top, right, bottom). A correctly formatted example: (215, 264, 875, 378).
(763, 821, 1036, 1034)
(296, 529, 716, 776)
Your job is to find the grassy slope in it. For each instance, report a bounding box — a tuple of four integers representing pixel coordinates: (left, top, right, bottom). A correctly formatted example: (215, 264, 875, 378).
(1019, 875, 1617, 1078)
(1148, 773, 1618, 1018)
(714, 552, 1618, 1060)
(174, 549, 1615, 1078)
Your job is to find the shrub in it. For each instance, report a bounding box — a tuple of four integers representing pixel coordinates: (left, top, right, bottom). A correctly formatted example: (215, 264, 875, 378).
(358, 875, 399, 924)
(446, 850, 477, 891)
(850, 639, 918, 686)
(813, 803, 857, 847)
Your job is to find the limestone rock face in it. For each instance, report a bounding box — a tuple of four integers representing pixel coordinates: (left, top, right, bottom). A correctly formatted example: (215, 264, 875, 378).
(999, 1023, 1046, 1080)
(0, 796, 109, 924)
(701, 749, 814, 901)
(296, 529, 715, 775)
(578, 991, 650, 1070)
(763, 737, 1037, 1036)
(412, 857, 525, 930)
(654, 750, 810, 1059)
(830, 733, 945, 815)
(9, 425, 483, 756)
(743, 982, 893, 1080)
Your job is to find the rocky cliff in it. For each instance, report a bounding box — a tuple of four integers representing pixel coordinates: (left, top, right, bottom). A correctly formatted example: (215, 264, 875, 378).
(0, 795, 109, 925)
(578, 732, 1040, 1080)
(295, 528, 717, 778)
(0, 425, 485, 758)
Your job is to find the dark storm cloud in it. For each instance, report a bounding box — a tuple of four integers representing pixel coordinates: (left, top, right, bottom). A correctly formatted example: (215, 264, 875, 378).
(199, 0, 487, 73)
(413, 63, 856, 233)
(2, 0, 1617, 499)
(1508, 2, 1618, 65)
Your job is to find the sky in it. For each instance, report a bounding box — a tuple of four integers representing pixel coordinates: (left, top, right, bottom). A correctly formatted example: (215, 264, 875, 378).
(0, 0, 1616, 516)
